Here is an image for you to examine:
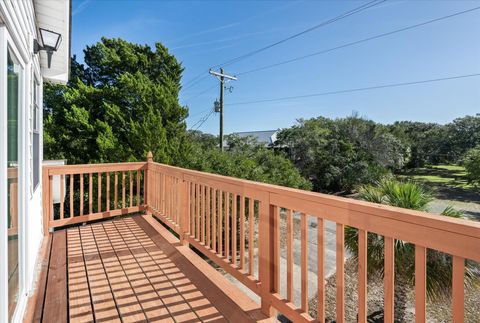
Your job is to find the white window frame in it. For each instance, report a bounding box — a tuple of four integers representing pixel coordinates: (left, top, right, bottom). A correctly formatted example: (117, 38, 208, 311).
(31, 75, 40, 193)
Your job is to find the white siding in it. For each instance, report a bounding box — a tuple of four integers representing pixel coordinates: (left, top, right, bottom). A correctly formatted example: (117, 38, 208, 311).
(0, 1, 44, 323)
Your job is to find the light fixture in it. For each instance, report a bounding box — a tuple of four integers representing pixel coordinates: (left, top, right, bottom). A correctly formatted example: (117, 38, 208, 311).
(34, 28, 62, 68)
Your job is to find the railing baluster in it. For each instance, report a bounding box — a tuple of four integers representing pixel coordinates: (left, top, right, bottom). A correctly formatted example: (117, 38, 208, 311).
(286, 209, 293, 302)
(162, 173, 166, 214)
(358, 229, 367, 323)
(129, 170, 133, 207)
(156, 171, 159, 210)
(202, 185, 205, 243)
(106, 172, 110, 212)
(452, 256, 465, 323)
(273, 205, 280, 292)
(98, 173, 102, 212)
(225, 192, 230, 262)
(317, 217, 325, 322)
(166, 176, 170, 216)
(232, 194, 238, 266)
(240, 195, 245, 270)
(60, 174, 64, 219)
(143, 168, 147, 207)
(212, 188, 217, 252)
(301, 213, 308, 312)
(384, 237, 395, 323)
(80, 174, 84, 216)
(48, 175, 53, 226)
(122, 171, 126, 208)
(218, 190, 223, 256)
(336, 223, 345, 322)
(190, 183, 194, 236)
(169, 177, 172, 220)
(415, 245, 426, 323)
(70, 174, 74, 217)
(196, 183, 200, 239)
(136, 170, 140, 206)
(206, 186, 211, 248)
(249, 199, 254, 276)
(114, 172, 118, 209)
(88, 173, 92, 214)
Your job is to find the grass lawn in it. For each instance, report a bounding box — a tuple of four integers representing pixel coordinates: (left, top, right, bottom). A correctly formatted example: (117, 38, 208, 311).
(399, 164, 473, 190)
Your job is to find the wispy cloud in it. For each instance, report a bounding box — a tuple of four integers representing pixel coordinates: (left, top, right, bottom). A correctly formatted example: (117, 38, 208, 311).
(72, 0, 91, 16)
(171, 29, 278, 51)
(171, 1, 302, 45)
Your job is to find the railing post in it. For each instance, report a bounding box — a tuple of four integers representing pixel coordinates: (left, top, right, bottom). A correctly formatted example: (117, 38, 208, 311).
(41, 167, 51, 236)
(258, 192, 276, 317)
(145, 151, 153, 211)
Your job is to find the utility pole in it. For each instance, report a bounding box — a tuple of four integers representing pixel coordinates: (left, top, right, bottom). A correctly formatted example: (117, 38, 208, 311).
(209, 68, 237, 151)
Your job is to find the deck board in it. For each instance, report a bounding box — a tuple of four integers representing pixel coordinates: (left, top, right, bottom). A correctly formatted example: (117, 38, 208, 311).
(37, 215, 264, 323)
(43, 230, 68, 323)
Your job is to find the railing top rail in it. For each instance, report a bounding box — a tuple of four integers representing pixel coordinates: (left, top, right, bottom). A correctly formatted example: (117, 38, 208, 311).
(153, 161, 480, 240)
(44, 161, 147, 175)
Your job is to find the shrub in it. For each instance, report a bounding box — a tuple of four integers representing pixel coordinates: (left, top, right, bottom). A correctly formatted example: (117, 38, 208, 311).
(464, 147, 480, 186)
(357, 177, 433, 210)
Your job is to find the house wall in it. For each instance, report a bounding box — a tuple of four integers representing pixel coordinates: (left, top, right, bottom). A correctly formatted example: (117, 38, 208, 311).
(0, 1, 44, 322)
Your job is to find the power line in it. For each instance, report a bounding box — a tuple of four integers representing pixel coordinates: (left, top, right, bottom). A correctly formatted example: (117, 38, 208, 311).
(191, 109, 215, 131)
(188, 107, 213, 120)
(210, 0, 386, 69)
(189, 109, 212, 129)
(180, 2, 300, 91)
(226, 73, 480, 106)
(182, 70, 210, 91)
(236, 6, 480, 76)
(184, 84, 218, 104)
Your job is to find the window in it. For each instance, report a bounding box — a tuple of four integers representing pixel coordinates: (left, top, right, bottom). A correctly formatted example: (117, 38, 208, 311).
(32, 78, 40, 191)
(7, 47, 23, 323)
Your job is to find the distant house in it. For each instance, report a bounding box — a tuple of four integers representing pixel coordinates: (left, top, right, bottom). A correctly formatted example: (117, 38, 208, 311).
(227, 129, 278, 148)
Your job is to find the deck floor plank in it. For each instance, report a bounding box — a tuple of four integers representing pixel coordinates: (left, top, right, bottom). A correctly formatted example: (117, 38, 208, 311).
(113, 218, 223, 322)
(88, 224, 148, 323)
(79, 225, 122, 323)
(39, 215, 265, 323)
(43, 230, 68, 323)
(67, 228, 94, 323)
(101, 221, 175, 322)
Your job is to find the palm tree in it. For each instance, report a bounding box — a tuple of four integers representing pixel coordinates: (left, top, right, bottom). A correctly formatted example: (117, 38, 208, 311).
(345, 178, 479, 321)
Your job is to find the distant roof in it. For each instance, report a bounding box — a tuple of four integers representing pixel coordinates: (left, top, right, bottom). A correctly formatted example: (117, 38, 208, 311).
(232, 130, 278, 146)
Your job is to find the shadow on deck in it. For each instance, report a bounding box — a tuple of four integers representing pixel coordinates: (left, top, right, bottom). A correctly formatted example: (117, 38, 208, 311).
(31, 215, 268, 323)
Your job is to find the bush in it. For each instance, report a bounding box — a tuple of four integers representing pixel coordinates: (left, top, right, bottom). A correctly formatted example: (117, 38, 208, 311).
(464, 147, 480, 186)
(358, 177, 433, 211)
(185, 132, 312, 190)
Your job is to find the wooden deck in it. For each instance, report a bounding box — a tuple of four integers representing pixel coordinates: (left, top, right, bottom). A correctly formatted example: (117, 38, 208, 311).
(31, 215, 267, 323)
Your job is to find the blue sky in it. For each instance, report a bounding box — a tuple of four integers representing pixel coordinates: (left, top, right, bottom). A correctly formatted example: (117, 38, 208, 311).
(71, 0, 480, 134)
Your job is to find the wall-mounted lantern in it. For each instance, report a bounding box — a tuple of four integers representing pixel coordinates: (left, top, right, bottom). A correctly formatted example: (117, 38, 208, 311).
(33, 28, 62, 68)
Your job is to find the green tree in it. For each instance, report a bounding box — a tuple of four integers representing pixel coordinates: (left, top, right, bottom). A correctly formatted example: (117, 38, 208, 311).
(185, 132, 312, 190)
(464, 147, 480, 186)
(276, 116, 407, 192)
(44, 38, 188, 164)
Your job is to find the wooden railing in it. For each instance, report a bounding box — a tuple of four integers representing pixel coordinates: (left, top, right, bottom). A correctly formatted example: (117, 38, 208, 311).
(42, 153, 480, 323)
(42, 162, 147, 233)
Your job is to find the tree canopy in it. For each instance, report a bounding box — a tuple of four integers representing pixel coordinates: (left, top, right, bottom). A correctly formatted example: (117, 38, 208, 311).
(276, 115, 407, 192)
(44, 38, 188, 165)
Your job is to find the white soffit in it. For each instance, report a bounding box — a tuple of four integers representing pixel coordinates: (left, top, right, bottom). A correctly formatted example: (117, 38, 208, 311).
(34, 0, 71, 84)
